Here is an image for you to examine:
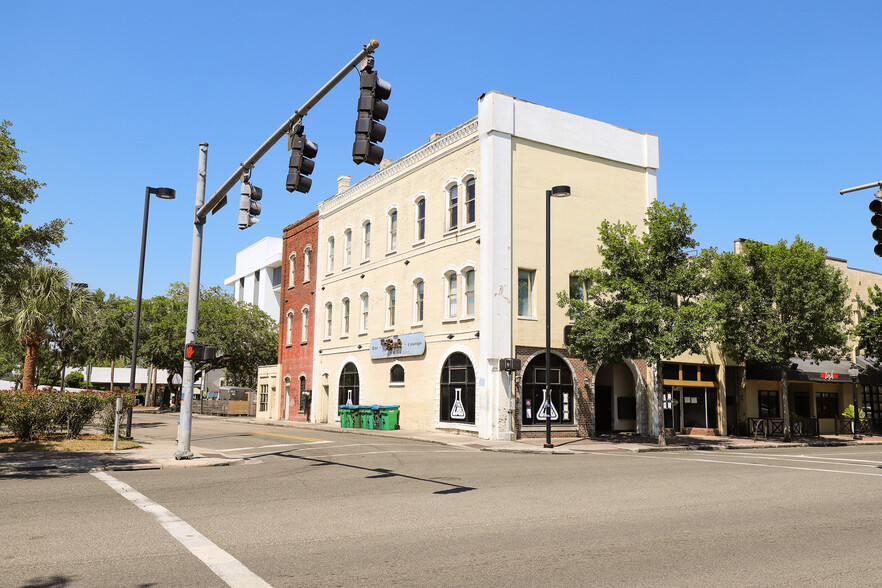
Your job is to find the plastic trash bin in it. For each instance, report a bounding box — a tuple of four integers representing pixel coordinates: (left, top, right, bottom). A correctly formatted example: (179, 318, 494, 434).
(339, 405, 354, 428)
(348, 405, 361, 428)
(360, 405, 379, 429)
(377, 405, 400, 430)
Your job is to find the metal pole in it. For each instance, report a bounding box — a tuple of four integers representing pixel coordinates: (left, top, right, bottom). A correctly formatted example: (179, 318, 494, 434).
(125, 187, 152, 438)
(176, 143, 208, 460)
(544, 189, 553, 449)
(852, 374, 863, 441)
(840, 181, 882, 195)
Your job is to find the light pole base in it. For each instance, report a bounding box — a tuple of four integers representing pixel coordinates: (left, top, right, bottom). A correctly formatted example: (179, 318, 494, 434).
(174, 450, 194, 460)
(854, 434, 863, 441)
(543, 443, 554, 449)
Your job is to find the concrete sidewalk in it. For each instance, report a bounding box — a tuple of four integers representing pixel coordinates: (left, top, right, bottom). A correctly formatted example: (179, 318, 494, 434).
(4, 411, 882, 475)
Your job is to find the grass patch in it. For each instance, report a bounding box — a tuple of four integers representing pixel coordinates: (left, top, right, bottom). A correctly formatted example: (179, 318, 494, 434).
(0, 434, 141, 453)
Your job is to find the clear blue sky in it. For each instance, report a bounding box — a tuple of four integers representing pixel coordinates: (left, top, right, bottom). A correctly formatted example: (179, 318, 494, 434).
(4, 1, 882, 300)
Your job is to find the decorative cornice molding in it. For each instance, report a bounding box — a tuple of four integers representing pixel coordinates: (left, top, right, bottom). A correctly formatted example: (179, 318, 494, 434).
(319, 118, 479, 214)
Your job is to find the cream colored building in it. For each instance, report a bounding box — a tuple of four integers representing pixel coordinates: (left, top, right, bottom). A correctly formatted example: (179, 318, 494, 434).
(311, 92, 659, 441)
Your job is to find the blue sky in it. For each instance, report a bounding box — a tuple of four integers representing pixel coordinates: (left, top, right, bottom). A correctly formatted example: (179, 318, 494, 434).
(4, 1, 882, 301)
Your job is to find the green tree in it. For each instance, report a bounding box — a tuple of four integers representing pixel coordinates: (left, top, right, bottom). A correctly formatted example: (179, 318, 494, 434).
(0, 264, 92, 390)
(855, 284, 882, 362)
(709, 237, 850, 441)
(560, 201, 714, 445)
(0, 120, 68, 288)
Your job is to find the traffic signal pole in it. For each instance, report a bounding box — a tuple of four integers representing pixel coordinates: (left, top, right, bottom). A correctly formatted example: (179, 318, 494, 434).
(175, 39, 380, 459)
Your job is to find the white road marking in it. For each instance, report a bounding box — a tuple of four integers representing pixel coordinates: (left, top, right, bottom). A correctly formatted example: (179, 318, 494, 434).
(91, 471, 272, 588)
(724, 452, 882, 467)
(220, 441, 330, 452)
(640, 454, 882, 477)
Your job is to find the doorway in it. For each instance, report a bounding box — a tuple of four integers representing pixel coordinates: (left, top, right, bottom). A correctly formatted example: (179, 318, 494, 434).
(595, 385, 612, 433)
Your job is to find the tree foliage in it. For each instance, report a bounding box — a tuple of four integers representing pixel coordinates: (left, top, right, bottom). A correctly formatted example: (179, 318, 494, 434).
(0, 120, 68, 288)
(560, 201, 715, 443)
(139, 283, 277, 391)
(855, 284, 882, 363)
(709, 236, 850, 439)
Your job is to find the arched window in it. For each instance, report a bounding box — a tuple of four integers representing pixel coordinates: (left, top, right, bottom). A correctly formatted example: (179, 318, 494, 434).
(285, 310, 294, 346)
(360, 292, 369, 332)
(463, 268, 475, 317)
(390, 364, 405, 385)
(445, 272, 458, 319)
(338, 362, 360, 412)
(344, 228, 352, 267)
(447, 184, 459, 231)
(521, 354, 575, 426)
(362, 221, 371, 261)
(288, 253, 296, 287)
(327, 236, 335, 274)
(440, 353, 475, 424)
(415, 197, 426, 242)
(299, 375, 308, 412)
(388, 209, 398, 252)
(324, 302, 333, 339)
(303, 246, 312, 283)
(386, 286, 396, 328)
(341, 297, 350, 336)
(413, 279, 424, 324)
(464, 177, 476, 225)
(301, 307, 310, 343)
(284, 376, 291, 416)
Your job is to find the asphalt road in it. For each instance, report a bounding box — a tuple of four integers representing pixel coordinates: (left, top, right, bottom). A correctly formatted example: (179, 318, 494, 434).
(4, 413, 882, 587)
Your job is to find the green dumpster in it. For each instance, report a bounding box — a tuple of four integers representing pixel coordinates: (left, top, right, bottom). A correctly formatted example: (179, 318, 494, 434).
(377, 405, 400, 431)
(339, 405, 356, 428)
(360, 405, 379, 430)
(349, 405, 362, 428)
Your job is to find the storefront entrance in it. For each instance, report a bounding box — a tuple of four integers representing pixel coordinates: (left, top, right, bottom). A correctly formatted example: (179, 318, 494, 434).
(337, 362, 360, 414)
(664, 386, 718, 432)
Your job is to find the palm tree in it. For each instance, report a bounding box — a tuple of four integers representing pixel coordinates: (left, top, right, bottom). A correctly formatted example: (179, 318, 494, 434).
(0, 264, 92, 390)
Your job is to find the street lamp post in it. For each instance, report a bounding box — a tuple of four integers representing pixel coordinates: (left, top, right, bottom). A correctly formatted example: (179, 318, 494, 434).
(126, 186, 175, 438)
(849, 363, 863, 441)
(544, 185, 571, 449)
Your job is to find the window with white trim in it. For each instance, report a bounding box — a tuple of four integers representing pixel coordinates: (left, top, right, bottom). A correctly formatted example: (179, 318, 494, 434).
(414, 279, 424, 324)
(446, 272, 458, 319)
(388, 209, 398, 252)
(415, 197, 426, 242)
(325, 302, 333, 339)
(447, 184, 458, 231)
(341, 297, 350, 336)
(288, 253, 296, 287)
(390, 364, 404, 385)
(327, 236, 335, 274)
(465, 177, 476, 225)
(344, 228, 352, 267)
(286, 310, 294, 346)
(518, 269, 535, 317)
(463, 268, 475, 317)
(362, 221, 371, 261)
(303, 247, 312, 283)
(360, 292, 369, 333)
(386, 286, 396, 328)
(301, 307, 309, 343)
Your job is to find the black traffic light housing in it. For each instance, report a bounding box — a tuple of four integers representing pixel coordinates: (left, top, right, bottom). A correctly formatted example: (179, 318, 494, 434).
(185, 342, 217, 362)
(871, 196, 882, 256)
(286, 124, 318, 194)
(238, 180, 262, 230)
(352, 62, 391, 165)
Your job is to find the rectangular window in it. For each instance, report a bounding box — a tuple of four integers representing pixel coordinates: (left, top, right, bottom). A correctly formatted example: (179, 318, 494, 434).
(271, 266, 281, 288)
(465, 178, 476, 224)
(448, 185, 458, 230)
(518, 269, 535, 317)
(327, 237, 335, 273)
(325, 304, 332, 339)
(361, 294, 369, 332)
(758, 390, 779, 418)
(259, 385, 268, 412)
(569, 275, 585, 302)
(414, 280, 424, 323)
(344, 230, 352, 267)
(816, 392, 839, 418)
(464, 269, 475, 317)
(447, 274, 458, 318)
(342, 299, 350, 336)
(416, 198, 426, 241)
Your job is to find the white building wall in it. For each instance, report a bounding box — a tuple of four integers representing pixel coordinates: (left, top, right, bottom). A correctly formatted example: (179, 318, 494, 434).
(224, 236, 283, 322)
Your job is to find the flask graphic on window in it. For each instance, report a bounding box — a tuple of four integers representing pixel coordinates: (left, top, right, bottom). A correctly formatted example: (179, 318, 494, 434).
(536, 388, 558, 420)
(346, 390, 353, 405)
(450, 387, 466, 420)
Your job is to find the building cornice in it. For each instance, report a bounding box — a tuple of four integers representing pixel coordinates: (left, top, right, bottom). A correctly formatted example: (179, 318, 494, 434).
(318, 118, 479, 215)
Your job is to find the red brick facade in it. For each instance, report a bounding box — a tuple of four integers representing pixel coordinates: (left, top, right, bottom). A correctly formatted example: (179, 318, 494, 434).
(278, 211, 318, 421)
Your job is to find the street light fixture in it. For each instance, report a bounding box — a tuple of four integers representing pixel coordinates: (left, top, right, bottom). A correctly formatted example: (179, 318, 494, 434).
(544, 185, 571, 449)
(849, 363, 863, 441)
(126, 186, 175, 438)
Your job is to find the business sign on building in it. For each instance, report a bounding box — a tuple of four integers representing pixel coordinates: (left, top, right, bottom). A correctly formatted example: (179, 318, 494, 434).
(369, 333, 426, 360)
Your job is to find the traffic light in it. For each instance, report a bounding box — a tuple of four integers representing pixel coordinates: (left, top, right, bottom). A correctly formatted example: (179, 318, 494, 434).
(238, 181, 262, 230)
(352, 64, 391, 165)
(184, 342, 216, 362)
(286, 124, 318, 194)
(871, 195, 882, 256)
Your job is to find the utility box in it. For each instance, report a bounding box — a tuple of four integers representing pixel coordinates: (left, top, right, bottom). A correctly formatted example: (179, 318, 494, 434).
(499, 358, 522, 372)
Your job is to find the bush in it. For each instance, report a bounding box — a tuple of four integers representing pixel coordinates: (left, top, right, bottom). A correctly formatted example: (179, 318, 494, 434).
(55, 391, 106, 438)
(98, 390, 137, 435)
(65, 372, 85, 389)
(1, 390, 58, 441)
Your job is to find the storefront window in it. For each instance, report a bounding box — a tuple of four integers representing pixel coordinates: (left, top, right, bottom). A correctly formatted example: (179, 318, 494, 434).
(816, 392, 838, 418)
(758, 390, 779, 418)
(338, 363, 360, 414)
(440, 353, 475, 424)
(521, 354, 575, 426)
